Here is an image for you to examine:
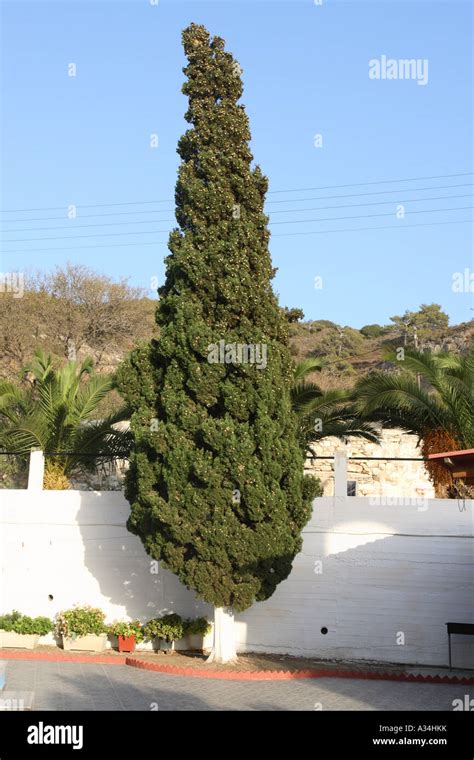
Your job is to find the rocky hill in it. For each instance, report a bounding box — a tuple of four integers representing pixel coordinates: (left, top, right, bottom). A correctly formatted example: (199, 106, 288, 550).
(288, 318, 473, 390)
(0, 263, 471, 396)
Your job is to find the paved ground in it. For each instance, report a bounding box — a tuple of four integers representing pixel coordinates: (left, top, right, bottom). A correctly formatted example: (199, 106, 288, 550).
(2, 660, 470, 711)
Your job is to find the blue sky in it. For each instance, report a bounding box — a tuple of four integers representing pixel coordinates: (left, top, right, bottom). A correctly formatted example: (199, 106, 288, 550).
(1, 0, 472, 328)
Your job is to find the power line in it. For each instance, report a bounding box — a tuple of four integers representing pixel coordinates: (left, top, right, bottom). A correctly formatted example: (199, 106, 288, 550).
(1, 218, 471, 253)
(0, 452, 127, 458)
(0, 199, 170, 214)
(265, 183, 474, 205)
(268, 193, 474, 215)
(311, 456, 428, 461)
(0, 451, 432, 461)
(1, 208, 176, 224)
(1, 172, 471, 213)
(2, 228, 171, 243)
(2, 183, 472, 223)
(1, 240, 167, 253)
(267, 172, 474, 194)
(4, 193, 473, 233)
(2, 205, 472, 243)
(4, 218, 175, 234)
(303, 346, 387, 369)
(272, 218, 473, 238)
(269, 205, 473, 226)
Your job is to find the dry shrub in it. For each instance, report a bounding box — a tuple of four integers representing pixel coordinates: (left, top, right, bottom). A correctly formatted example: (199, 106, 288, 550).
(43, 462, 71, 490)
(421, 429, 460, 498)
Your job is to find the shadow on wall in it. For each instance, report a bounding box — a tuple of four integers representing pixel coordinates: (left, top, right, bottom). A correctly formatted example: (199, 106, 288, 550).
(77, 492, 209, 625)
(75, 491, 473, 668)
(235, 530, 474, 670)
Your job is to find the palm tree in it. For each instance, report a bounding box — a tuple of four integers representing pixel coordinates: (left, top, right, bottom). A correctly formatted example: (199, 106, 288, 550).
(291, 357, 380, 455)
(0, 351, 131, 488)
(353, 348, 474, 494)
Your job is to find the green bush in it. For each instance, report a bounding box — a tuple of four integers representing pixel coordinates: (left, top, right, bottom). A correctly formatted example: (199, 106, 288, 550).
(311, 320, 337, 330)
(107, 620, 144, 643)
(142, 618, 161, 641)
(360, 324, 387, 338)
(0, 457, 28, 489)
(56, 606, 106, 638)
(0, 610, 53, 636)
(305, 475, 323, 498)
(143, 614, 184, 643)
(183, 617, 212, 637)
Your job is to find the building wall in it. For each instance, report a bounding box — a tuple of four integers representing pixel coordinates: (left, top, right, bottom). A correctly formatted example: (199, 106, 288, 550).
(0, 491, 205, 625)
(235, 494, 473, 668)
(1, 489, 472, 668)
(306, 428, 435, 498)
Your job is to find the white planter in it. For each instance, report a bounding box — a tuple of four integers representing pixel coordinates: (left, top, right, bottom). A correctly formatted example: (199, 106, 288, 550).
(174, 636, 188, 652)
(188, 625, 213, 652)
(0, 631, 39, 650)
(147, 637, 161, 652)
(188, 633, 204, 651)
(159, 639, 175, 653)
(62, 633, 107, 652)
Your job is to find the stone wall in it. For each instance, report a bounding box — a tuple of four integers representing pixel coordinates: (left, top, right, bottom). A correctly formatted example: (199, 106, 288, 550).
(306, 428, 435, 498)
(70, 429, 435, 497)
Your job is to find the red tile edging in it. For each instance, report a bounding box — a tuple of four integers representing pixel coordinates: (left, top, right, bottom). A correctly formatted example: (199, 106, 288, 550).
(1, 648, 473, 683)
(125, 657, 474, 684)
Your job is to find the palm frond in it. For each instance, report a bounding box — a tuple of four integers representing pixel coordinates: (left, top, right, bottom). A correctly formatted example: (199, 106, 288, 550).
(292, 357, 326, 383)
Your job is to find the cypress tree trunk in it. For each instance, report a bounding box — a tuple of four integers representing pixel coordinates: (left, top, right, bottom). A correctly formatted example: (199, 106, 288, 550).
(118, 23, 320, 665)
(206, 607, 237, 664)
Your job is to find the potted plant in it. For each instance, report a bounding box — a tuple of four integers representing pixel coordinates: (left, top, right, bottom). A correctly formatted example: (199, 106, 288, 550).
(143, 613, 184, 654)
(0, 611, 53, 649)
(56, 606, 107, 652)
(183, 617, 212, 651)
(142, 618, 161, 652)
(108, 620, 143, 653)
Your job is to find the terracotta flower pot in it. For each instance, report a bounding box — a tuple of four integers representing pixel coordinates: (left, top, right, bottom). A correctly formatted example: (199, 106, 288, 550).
(118, 634, 136, 653)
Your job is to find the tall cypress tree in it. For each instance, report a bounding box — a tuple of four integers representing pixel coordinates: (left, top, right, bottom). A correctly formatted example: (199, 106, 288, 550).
(118, 23, 319, 660)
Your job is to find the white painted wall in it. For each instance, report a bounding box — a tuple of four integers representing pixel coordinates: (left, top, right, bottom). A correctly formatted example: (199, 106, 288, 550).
(0, 491, 207, 626)
(235, 495, 474, 669)
(1, 489, 473, 668)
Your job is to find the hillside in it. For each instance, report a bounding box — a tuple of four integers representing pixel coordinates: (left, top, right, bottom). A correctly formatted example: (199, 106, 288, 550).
(0, 266, 471, 396)
(288, 318, 473, 390)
